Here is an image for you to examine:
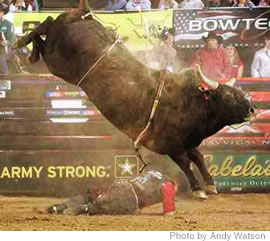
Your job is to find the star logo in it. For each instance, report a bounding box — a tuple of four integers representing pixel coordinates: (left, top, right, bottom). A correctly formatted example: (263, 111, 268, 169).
(114, 155, 139, 178)
(118, 158, 136, 175)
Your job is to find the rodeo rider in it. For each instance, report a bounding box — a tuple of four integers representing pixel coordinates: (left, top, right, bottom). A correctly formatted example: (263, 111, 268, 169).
(48, 170, 177, 216)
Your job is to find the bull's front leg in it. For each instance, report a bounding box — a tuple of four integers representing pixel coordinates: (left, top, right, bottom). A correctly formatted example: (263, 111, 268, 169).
(169, 152, 208, 199)
(187, 149, 218, 195)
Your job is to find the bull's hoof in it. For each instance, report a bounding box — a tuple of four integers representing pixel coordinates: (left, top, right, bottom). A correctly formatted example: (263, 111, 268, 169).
(205, 185, 218, 195)
(12, 37, 27, 50)
(192, 190, 208, 199)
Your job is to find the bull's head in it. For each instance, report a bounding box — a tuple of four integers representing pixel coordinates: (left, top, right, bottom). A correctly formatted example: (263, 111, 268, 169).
(196, 65, 255, 125)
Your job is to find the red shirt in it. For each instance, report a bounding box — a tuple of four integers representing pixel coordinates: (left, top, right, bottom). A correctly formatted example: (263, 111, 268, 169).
(193, 45, 232, 82)
(227, 59, 244, 79)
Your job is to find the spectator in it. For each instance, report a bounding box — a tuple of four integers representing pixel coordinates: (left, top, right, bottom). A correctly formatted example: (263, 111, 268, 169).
(258, 0, 269, 6)
(0, 2, 16, 74)
(233, 0, 255, 7)
(219, 0, 234, 6)
(8, 0, 17, 12)
(48, 170, 177, 216)
(125, 0, 151, 10)
(106, 0, 127, 10)
(206, 0, 235, 6)
(251, 32, 270, 78)
(158, 0, 178, 9)
(16, 0, 26, 10)
(150, 0, 160, 8)
(231, 0, 238, 5)
(179, 0, 205, 8)
(154, 27, 178, 72)
(150, 27, 179, 72)
(207, 0, 222, 6)
(192, 31, 231, 82)
(225, 44, 244, 78)
(37, 0, 42, 9)
(24, 0, 39, 11)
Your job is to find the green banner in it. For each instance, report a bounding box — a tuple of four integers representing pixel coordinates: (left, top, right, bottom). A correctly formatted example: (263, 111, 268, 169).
(11, 11, 172, 51)
(13, 12, 61, 34)
(97, 10, 172, 51)
(204, 153, 270, 193)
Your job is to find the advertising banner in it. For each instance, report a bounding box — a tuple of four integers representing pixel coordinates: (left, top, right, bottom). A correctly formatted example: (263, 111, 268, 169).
(6, 10, 172, 52)
(97, 10, 173, 51)
(3, 8, 270, 51)
(0, 9, 269, 194)
(173, 8, 270, 77)
(204, 153, 270, 193)
(174, 7, 270, 49)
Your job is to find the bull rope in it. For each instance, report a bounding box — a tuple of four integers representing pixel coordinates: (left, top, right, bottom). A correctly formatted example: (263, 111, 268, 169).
(134, 71, 167, 173)
(76, 10, 122, 87)
(76, 37, 119, 87)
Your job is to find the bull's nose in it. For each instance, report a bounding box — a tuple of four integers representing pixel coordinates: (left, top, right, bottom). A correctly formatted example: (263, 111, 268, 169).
(249, 107, 255, 115)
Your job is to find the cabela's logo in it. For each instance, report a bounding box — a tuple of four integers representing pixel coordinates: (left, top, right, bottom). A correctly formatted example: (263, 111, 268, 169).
(205, 155, 270, 177)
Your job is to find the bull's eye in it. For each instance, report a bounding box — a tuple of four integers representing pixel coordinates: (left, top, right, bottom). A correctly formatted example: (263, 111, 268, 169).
(204, 90, 211, 96)
(249, 107, 255, 114)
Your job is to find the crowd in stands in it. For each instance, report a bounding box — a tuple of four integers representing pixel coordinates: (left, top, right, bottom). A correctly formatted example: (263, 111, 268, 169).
(0, 0, 269, 12)
(0, 0, 269, 78)
(105, 0, 269, 10)
(0, 0, 40, 12)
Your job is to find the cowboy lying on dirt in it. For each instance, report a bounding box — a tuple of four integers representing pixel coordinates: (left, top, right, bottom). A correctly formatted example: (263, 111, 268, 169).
(48, 170, 177, 216)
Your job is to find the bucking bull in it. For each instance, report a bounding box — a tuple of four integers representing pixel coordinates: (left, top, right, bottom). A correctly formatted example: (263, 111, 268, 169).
(13, 10, 255, 199)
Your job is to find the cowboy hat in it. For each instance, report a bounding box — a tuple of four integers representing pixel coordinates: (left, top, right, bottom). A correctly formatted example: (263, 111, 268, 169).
(202, 31, 223, 44)
(159, 27, 174, 41)
(0, 2, 9, 15)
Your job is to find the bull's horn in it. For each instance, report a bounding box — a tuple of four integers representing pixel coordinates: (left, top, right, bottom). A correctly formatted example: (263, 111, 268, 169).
(225, 78, 236, 87)
(196, 64, 219, 89)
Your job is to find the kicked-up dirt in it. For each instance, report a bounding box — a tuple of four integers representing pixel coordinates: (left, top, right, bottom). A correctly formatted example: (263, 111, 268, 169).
(0, 193, 269, 231)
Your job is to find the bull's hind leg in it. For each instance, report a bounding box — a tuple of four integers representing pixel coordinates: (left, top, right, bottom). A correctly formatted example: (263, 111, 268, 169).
(187, 149, 218, 195)
(13, 16, 54, 49)
(169, 153, 208, 199)
(27, 38, 41, 63)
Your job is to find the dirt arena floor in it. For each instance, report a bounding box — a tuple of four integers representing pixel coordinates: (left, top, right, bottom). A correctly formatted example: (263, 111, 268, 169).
(0, 193, 269, 231)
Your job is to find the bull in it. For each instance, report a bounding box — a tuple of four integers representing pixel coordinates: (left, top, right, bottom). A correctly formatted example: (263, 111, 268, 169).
(13, 10, 255, 199)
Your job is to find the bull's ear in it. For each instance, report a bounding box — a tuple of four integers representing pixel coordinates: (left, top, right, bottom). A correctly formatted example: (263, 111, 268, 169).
(225, 78, 236, 87)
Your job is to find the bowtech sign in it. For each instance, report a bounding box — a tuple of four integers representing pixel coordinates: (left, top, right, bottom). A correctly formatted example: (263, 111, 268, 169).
(189, 18, 269, 32)
(174, 8, 270, 48)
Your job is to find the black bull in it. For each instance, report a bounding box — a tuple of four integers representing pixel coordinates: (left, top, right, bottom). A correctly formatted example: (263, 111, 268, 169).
(13, 12, 255, 199)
